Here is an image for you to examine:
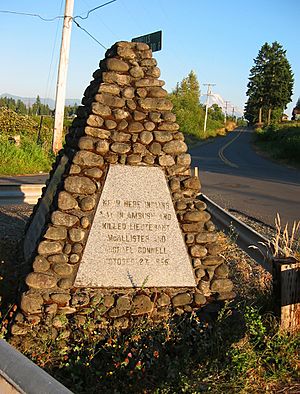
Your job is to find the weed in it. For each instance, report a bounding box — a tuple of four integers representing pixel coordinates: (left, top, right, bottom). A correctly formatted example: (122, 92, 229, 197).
(227, 223, 239, 244)
(229, 304, 300, 392)
(272, 213, 300, 258)
(249, 213, 300, 261)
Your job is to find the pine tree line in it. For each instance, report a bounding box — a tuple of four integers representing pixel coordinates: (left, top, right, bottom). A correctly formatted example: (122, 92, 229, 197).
(0, 95, 78, 117)
(244, 41, 294, 125)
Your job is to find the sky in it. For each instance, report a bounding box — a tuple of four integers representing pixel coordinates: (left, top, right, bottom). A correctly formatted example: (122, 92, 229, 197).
(0, 0, 299, 117)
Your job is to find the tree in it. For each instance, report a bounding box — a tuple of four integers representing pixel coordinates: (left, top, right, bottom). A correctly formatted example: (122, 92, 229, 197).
(169, 70, 205, 137)
(31, 95, 52, 116)
(32, 95, 42, 115)
(16, 99, 27, 114)
(209, 104, 224, 122)
(65, 103, 78, 117)
(245, 42, 294, 125)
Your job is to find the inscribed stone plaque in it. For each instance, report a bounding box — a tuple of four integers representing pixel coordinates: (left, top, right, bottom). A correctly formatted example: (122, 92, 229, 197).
(75, 165, 196, 288)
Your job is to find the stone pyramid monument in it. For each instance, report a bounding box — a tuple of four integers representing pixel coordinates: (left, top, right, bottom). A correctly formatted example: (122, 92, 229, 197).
(11, 42, 233, 337)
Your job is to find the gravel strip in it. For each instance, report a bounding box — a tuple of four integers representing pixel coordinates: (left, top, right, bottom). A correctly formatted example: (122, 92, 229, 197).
(0, 204, 33, 240)
(221, 209, 274, 300)
(0, 205, 33, 306)
(229, 208, 277, 241)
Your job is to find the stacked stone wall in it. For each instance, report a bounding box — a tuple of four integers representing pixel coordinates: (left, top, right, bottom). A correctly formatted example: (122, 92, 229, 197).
(11, 42, 234, 340)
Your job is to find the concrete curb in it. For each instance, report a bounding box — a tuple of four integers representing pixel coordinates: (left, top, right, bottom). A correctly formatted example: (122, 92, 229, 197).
(0, 184, 44, 205)
(0, 340, 73, 394)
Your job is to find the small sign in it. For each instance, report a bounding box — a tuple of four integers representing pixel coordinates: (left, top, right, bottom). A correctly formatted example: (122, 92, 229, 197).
(132, 30, 162, 52)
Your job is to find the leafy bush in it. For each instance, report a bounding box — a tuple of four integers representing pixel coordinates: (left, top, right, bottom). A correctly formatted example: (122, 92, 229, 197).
(255, 123, 300, 165)
(0, 135, 53, 174)
(229, 305, 300, 392)
(0, 107, 38, 135)
(169, 71, 226, 140)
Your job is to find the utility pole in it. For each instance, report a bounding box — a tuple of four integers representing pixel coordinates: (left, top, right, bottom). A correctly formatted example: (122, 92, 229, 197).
(224, 100, 230, 127)
(52, 0, 74, 154)
(203, 83, 216, 134)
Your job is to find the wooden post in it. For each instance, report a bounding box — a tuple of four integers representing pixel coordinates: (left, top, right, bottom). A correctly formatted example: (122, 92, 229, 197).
(52, 0, 74, 154)
(273, 258, 300, 332)
(37, 115, 43, 145)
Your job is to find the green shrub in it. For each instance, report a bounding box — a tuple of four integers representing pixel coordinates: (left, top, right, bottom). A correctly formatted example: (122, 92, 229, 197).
(0, 135, 53, 174)
(255, 123, 300, 165)
(229, 305, 300, 392)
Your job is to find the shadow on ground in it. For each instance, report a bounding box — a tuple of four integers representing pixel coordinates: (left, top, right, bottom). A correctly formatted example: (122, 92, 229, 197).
(0, 209, 31, 309)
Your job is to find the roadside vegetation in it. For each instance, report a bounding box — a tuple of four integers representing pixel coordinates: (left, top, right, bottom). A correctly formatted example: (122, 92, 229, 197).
(0, 107, 53, 175)
(0, 135, 53, 175)
(244, 41, 300, 167)
(169, 71, 239, 143)
(40, 303, 300, 393)
(0, 98, 75, 175)
(254, 122, 300, 167)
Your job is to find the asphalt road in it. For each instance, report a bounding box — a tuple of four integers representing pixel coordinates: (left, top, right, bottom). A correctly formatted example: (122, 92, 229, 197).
(0, 173, 49, 185)
(190, 127, 300, 227)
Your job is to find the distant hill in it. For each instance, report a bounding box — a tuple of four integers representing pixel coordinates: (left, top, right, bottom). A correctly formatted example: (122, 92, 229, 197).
(0, 93, 81, 109)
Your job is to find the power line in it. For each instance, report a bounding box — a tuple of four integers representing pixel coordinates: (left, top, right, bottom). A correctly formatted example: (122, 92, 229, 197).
(44, 0, 65, 106)
(74, 0, 117, 20)
(0, 3, 113, 49)
(0, 1, 117, 22)
(73, 20, 107, 49)
(0, 9, 63, 22)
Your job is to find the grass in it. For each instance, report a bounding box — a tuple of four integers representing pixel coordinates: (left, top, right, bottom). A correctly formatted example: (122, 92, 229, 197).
(254, 122, 300, 167)
(0, 108, 70, 175)
(272, 213, 300, 258)
(0, 135, 53, 175)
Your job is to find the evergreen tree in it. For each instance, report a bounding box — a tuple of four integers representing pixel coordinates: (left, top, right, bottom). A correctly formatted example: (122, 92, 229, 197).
(16, 99, 27, 114)
(245, 41, 294, 125)
(31, 95, 52, 116)
(32, 95, 42, 115)
(65, 103, 78, 117)
(0, 97, 17, 111)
